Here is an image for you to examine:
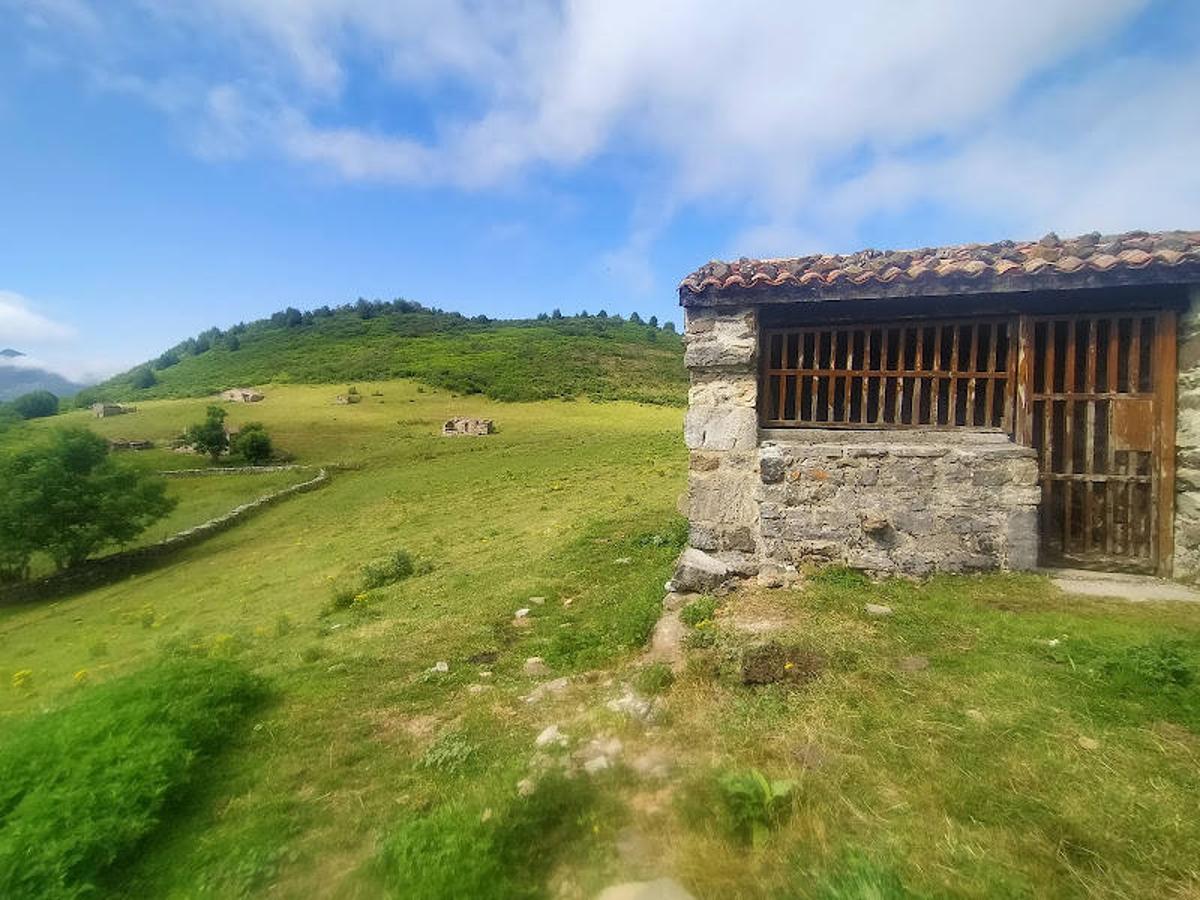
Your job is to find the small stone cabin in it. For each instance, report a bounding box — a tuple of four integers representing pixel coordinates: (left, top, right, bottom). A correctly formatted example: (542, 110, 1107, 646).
(442, 417, 494, 436)
(221, 388, 264, 403)
(91, 402, 134, 418)
(679, 230, 1200, 581)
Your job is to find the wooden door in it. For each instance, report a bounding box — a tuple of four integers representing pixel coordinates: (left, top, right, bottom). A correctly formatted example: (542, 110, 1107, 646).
(1017, 312, 1176, 574)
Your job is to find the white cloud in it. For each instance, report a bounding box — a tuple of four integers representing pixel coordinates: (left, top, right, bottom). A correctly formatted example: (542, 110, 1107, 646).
(0, 291, 75, 344)
(12, 0, 1198, 272)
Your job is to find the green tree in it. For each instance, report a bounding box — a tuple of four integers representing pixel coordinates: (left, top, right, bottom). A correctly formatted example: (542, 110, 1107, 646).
(0, 428, 175, 575)
(230, 423, 273, 465)
(9, 390, 59, 420)
(185, 405, 229, 462)
(131, 366, 157, 389)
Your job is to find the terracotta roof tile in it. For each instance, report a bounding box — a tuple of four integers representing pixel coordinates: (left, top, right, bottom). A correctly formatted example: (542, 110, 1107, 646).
(680, 230, 1200, 304)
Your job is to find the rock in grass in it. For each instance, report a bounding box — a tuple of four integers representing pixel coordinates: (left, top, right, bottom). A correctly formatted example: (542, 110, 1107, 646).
(897, 655, 929, 672)
(514, 608, 531, 618)
(428, 660, 449, 673)
(606, 689, 655, 721)
(672, 548, 729, 593)
(523, 677, 570, 704)
(535, 724, 567, 748)
(864, 603, 893, 618)
(523, 656, 549, 676)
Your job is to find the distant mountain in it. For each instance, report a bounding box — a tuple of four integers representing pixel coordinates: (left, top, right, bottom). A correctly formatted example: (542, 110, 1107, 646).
(87, 299, 686, 406)
(0, 353, 89, 401)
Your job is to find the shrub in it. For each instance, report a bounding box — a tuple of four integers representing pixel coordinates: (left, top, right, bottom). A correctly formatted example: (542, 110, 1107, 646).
(809, 566, 869, 588)
(320, 584, 357, 617)
(360, 549, 419, 589)
(716, 768, 796, 846)
(230, 423, 273, 465)
(0, 659, 266, 899)
(681, 596, 719, 627)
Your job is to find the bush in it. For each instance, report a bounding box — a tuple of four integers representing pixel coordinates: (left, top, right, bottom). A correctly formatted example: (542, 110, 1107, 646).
(360, 549, 418, 589)
(1102, 641, 1194, 690)
(681, 596, 719, 627)
(184, 405, 229, 461)
(0, 659, 266, 899)
(230, 423, 273, 465)
(8, 390, 58, 420)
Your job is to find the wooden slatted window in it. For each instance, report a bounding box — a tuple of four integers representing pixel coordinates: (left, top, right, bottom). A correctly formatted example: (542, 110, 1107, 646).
(761, 319, 1015, 429)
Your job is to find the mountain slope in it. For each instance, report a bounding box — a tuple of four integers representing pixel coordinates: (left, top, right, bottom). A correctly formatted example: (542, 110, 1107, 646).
(0, 354, 88, 401)
(84, 302, 686, 406)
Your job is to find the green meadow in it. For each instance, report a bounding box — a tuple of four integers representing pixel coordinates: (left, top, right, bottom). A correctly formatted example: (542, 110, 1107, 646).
(2, 382, 1199, 898)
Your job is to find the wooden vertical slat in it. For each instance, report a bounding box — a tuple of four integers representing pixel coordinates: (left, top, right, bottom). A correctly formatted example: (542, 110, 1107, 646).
(1105, 317, 1118, 556)
(931, 324, 943, 426)
(1155, 311, 1177, 575)
(859, 330, 871, 425)
(1016, 317, 1034, 445)
(893, 327, 906, 424)
(842, 329, 854, 422)
(1083, 319, 1097, 554)
(984, 323, 998, 428)
(949, 325, 960, 426)
(965, 324, 979, 426)
(1129, 318, 1141, 393)
(913, 326, 926, 425)
(1063, 320, 1077, 553)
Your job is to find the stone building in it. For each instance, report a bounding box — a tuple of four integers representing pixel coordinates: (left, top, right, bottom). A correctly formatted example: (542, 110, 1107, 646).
(221, 388, 264, 403)
(679, 230, 1200, 581)
(442, 417, 494, 436)
(91, 402, 134, 418)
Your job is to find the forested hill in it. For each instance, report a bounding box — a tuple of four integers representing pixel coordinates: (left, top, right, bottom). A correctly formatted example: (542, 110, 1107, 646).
(83, 300, 686, 406)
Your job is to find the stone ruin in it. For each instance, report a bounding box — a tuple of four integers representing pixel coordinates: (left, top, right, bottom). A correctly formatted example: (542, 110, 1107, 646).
(335, 394, 362, 405)
(108, 438, 154, 451)
(221, 388, 264, 403)
(442, 417, 494, 436)
(91, 403, 135, 418)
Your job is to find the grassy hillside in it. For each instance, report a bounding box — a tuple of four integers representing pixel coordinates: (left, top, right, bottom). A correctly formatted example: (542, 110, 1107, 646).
(3, 383, 1199, 898)
(84, 302, 685, 407)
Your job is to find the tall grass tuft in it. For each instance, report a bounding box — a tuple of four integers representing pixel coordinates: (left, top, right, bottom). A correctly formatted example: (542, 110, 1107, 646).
(0, 658, 267, 899)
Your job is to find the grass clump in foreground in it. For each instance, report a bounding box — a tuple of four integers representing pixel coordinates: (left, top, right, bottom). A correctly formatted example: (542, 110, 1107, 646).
(0, 658, 267, 900)
(379, 773, 607, 900)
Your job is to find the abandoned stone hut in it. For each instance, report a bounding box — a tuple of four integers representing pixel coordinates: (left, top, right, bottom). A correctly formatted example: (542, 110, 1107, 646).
(221, 388, 264, 403)
(679, 230, 1200, 582)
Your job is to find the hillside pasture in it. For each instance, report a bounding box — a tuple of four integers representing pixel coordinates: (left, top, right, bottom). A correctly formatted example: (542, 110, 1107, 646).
(0, 382, 1198, 898)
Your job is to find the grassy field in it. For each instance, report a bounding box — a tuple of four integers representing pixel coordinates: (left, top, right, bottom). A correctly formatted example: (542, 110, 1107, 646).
(2, 382, 1199, 898)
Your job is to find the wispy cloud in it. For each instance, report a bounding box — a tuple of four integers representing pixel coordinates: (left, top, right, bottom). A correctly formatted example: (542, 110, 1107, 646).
(8, 0, 1196, 286)
(0, 290, 74, 344)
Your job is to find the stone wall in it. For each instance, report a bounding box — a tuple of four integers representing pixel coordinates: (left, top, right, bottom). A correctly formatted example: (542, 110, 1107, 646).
(683, 308, 760, 573)
(757, 434, 1040, 576)
(1175, 287, 1200, 581)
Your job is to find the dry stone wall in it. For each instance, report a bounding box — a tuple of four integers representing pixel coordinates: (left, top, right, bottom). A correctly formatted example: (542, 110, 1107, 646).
(1176, 287, 1200, 581)
(757, 435, 1040, 576)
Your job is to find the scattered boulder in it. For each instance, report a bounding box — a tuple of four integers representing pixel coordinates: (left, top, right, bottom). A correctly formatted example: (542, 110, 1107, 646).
(523, 677, 570, 704)
(523, 656, 549, 677)
(516, 777, 536, 796)
(607, 689, 656, 722)
(428, 660, 449, 673)
(575, 734, 623, 774)
(672, 548, 729, 593)
(535, 724, 568, 748)
(514, 608, 531, 619)
(864, 603, 893, 618)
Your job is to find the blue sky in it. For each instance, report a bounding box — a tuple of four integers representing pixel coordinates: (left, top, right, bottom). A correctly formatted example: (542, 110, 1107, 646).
(1, 0, 1198, 380)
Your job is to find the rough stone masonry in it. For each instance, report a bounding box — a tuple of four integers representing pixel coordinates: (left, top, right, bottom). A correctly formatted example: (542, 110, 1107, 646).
(683, 306, 1042, 579)
(1176, 287, 1200, 581)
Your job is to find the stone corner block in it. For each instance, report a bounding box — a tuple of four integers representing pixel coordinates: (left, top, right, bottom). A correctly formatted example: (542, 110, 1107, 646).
(684, 405, 757, 451)
(672, 547, 731, 593)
